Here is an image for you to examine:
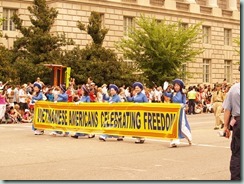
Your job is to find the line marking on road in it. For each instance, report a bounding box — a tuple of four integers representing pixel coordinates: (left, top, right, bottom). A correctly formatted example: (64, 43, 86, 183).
(138, 138, 230, 149)
(100, 166, 146, 172)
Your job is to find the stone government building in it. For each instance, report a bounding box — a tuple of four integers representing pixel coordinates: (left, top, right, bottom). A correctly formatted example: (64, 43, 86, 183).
(0, 0, 240, 86)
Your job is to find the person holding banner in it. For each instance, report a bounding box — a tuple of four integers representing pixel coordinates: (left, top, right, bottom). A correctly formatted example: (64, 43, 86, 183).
(127, 82, 148, 144)
(164, 79, 192, 147)
(99, 84, 124, 141)
(31, 82, 44, 135)
(71, 85, 95, 139)
(50, 84, 69, 137)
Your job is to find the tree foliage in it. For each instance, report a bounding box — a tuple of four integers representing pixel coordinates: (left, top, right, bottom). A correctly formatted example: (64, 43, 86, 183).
(64, 11, 139, 86)
(116, 15, 203, 84)
(77, 11, 108, 46)
(11, 0, 74, 84)
(0, 46, 19, 83)
(0, 18, 3, 38)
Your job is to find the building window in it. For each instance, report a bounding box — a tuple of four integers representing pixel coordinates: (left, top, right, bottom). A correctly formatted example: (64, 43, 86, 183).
(2, 8, 17, 31)
(224, 29, 232, 46)
(99, 13, 105, 29)
(203, 59, 210, 83)
(150, 0, 164, 6)
(123, 16, 135, 36)
(224, 60, 232, 83)
(180, 23, 188, 29)
(202, 26, 211, 44)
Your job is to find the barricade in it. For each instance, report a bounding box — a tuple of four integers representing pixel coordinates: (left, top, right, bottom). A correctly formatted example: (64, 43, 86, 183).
(33, 101, 182, 139)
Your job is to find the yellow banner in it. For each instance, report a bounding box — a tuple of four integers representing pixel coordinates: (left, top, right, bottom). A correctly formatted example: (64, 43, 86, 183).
(33, 102, 182, 139)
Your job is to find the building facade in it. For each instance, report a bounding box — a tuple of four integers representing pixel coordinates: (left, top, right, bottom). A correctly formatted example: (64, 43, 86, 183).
(0, 0, 240, 85)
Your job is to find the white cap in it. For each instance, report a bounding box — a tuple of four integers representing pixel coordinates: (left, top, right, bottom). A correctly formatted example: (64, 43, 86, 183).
(25, 109, 30, 112)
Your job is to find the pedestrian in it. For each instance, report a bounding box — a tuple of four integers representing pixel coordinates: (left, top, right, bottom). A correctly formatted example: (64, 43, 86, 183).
(127, 82, 148, 144)
(164, 79, 192, 147)
(187, 86, 197, 115)
(211, 83, 224, 130)
(71, 84, 95, 139)
(99, 84, 123, 141)
(222, 73, 240, 180)
(31, 82, 44, 135)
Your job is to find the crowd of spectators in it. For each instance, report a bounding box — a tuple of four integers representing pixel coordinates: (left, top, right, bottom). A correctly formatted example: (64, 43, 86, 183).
(0, 77, 233, 124)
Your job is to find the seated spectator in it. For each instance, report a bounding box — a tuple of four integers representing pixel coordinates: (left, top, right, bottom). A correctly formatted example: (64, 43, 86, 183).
(195, 102, 203, 114)
(22, 109, 33, 123)
(8, 106, 22, 124)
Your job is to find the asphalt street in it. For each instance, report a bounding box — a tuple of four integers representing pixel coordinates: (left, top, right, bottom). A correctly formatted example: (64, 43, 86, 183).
(0, 113, 232, 180)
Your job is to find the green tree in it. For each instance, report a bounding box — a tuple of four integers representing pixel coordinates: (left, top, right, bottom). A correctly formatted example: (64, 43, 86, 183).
(0, 19, 18, 83)
(12, 0, 74, 84)
(77, 11, 108, 46)
(0, 18, 3, 38)
(63, 11, 139, 86)
(0, 46, 19, 83)
(116, 15, 203, 84)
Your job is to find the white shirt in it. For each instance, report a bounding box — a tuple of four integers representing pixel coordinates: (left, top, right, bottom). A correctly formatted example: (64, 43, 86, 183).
(18, 89, 27, 103)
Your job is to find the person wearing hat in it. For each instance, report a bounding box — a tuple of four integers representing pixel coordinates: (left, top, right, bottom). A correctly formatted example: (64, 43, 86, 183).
(102, 84, 121, 103)
(50, 84, 69, 137)
(164, 79, 192, 147)
(71, 85, 95, 139)
(127, 82, 148, 144)
(55, 84, 68, 102)
(210, 83, 224, 130)
(31, 82, 45, 135)
(99, 84, 123, 141)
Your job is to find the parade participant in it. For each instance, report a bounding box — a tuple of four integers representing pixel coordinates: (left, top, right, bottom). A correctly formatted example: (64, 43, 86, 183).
(50, 84, 69, 137)
(31, 82, 44, 135)
(211, 83, 224, 130)
(71, 85, 95, 139)
(46, 88, 54, 102)
(127, 82, 148, 144)
(222, 70, 240, 180)
(99, 84, 123, 141)
(164, 79, 192, 147)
